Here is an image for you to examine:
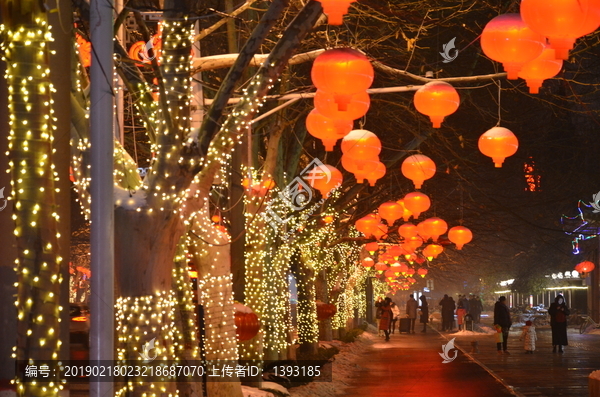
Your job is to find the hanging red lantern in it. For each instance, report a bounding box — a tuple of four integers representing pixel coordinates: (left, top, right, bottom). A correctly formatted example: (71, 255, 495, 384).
(399, 223, 418, 239)
(380, 252, 394, 264)
(355, 214, 380, 237)
(75, 33, 91, 68)
(413, 81, 460, 128)
(422, 217, 448, 242)
(311, 48, 374, 110)
(316, 302, 337, 320)
(341, 155, 379, 184)
(211, 214, 221, 223)
(423, 244, 444, 260)
(448, 226, 473, 250)
(398, 263, 409, 274)
(361, 257, 375, 268)
(478, 127, 519, 168)
(575, 261, 596, 274)
(375, 262, 388, 273)
(408, 277, 416, 284)
(407, 235, 424, 250)
(323, 215, 335, 224)
(521, 0, 600, 60)
(401, 154, 436, 189)
(316, 0, 356, 25)
(406, 268, 416, 277)
(365, 242, 379, 254)
(305, 164, 343, 198)
(378, 201, 404, 225)
(400, 243, 414, 255)
(417, 268, 428, 278)
(387, 245, 403, 260)
(390, 262, 403, 275)
(416, 221, 431, 242)
(480, 13, 545, 80)
(365, 161, 387, 186)
(396, 199, 413, 222)
(518, 46, 563, 94)
(341, 130, 382, 169)
(384, 269, 397, 280)
(403, 192, 431, 219)
(314, 90, 371, 121)
(306, 109, 353, 151)
(372, 223, 388, 240)
(235, 304, 261, 342)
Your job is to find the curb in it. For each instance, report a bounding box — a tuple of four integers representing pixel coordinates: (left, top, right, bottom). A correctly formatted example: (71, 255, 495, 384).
(433, 325, 526, 397)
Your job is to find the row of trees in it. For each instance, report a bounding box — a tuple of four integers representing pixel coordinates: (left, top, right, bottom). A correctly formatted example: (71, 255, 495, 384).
(2, 0, 600, 396)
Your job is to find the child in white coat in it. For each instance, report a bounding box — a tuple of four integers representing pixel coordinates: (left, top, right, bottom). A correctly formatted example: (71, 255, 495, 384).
(520, 320, 537, 354)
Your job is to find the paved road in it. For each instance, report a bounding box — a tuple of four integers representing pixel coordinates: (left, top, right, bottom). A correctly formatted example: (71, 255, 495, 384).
(342, 330, 514, 397)
(450, 323, 600, 397)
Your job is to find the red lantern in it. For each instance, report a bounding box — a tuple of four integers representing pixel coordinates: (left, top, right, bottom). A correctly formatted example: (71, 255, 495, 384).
(399, 223, 418, 239)
(365, 161, 387, 186)
(375, 262, 388, 273)
(75, 33, 91, 68)
(406, 268, 415, 276)
(314, 90, 371, 121)
(372, 223, 388, 240)
(306, 109, 353, 151)
(448, 226, 473, 250)
(316, 0, 356, 25)
(521, 0, 600, 60)
(401, 154, 436, 189)
(417, 268, 428, 278)
(518, 46, 563, 94)
(387, 245, 403, 260)
(407, 235, 424, 250)
(396, 199, 413, 222)
(316, 302, 337, 320)
(211, 214, 221, 223)
(341, 155, 379, 184)
(575, 261, 596, 274)
(235, 304, 261, 342)
(423, 244, 444, 260)
(378, 202, 404, 225)
(311, 48, 374, 110)
(355, 214, 379, 237)
(390, 262, 402, 275)
(416, 221, 431, 242)
(480, 14, 545, 80)
(422, 217, 448, 242)
(361, 257, 375, 268)
(365, 242, 379, 254)
(341, 130, 382, 169)
(403, 192, 431, 219)
(478, 127, 519, 168)
(414, 81, 460, 128)
(305, 164, 343, 198)
(384, 269, 397, 280)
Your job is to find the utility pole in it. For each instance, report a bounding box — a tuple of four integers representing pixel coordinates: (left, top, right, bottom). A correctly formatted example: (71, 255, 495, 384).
(89, 0, 115, 396)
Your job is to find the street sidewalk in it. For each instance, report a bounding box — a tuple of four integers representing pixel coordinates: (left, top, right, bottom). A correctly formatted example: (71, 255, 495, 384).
(450, 322, 600, 397)
(342, 328, 514, 397)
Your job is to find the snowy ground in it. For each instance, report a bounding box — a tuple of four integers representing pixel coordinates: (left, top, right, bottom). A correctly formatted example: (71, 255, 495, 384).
(288, 328, 377, 397)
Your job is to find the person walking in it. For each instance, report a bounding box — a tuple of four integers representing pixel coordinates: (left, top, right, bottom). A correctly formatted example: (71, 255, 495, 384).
(494, 296, 512, 354)
(390, 302, 400, 334)
(520, 320, 537, 354)
(456, 295, 467, 331)
(419, 295, 429, 333)
(379, 297, 393, 341)
(406, 294, 418, 333)
(439, 294, 456, 331)
(469, 295, 483, 323)
(548, 294, 570, 353)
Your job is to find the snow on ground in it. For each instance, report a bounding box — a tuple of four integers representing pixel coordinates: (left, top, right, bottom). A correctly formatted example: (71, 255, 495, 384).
(289, 330, 377, 397)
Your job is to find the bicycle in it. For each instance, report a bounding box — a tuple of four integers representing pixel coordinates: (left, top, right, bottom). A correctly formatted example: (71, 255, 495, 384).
(579, 316, 600, 334)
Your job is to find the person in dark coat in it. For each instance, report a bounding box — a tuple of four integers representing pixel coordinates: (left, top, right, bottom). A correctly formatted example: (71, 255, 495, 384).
(419, 295, 429, 333)
(493, 296, 512, 354)
(439, 294, 456, 331)
(469, 295, 484, 323)
(378, 297, 393, 341)
(548, 295, 570, 353)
